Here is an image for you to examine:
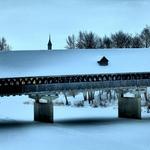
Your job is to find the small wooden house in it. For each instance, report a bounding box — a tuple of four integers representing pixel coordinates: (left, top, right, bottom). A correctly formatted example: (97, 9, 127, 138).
(97, 56, 109, 66)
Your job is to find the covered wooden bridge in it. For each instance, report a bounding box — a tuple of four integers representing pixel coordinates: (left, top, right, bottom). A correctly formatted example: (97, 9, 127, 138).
(0, 49, 150, 122)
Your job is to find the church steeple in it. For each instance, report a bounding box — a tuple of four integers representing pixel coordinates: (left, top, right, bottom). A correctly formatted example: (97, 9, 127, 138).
(48, 35, 52, 50)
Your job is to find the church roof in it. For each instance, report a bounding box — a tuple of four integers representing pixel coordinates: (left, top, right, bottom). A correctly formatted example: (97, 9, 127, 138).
(0, 48, 150, 78)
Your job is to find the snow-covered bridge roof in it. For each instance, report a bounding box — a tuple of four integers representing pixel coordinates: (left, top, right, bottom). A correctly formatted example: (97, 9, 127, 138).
(0, 48, 150, 78)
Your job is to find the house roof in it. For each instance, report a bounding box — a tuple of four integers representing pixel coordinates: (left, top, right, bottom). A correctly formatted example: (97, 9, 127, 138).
(0, 48, 150, 78)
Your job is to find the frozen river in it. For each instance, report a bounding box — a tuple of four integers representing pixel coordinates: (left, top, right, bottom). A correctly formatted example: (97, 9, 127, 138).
(0, 96, 150, 150)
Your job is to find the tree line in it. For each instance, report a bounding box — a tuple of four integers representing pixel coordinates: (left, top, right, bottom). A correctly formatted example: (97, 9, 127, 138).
(66, 25, 150, 49)
(1, 25, 150, 51)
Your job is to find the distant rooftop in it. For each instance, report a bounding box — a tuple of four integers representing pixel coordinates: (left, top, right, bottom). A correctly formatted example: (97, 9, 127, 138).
(0, 48, 150, 78)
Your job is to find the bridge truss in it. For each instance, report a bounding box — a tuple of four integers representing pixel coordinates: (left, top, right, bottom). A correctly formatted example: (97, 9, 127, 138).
(0, 72, 150, 97)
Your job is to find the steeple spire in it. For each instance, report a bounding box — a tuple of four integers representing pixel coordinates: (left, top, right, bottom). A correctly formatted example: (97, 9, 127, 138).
(48, 35, 52, 50)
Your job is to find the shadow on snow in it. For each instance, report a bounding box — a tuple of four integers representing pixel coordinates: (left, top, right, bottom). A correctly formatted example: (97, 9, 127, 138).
(0, 117, 150, 129)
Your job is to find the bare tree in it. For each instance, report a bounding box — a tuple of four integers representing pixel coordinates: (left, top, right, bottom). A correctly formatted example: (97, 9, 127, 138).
(103, 36, 112, 48)
(76, 31, 99, 49)
(63, 92, 69, 105)
(131, 35, 143, 48)
(111, 31, 132, 48)
(65, 34, 76, 49)
(83, 32, 98, 49)
(76, 31, 85, 49)
(140, 25, 150, 48)
(65, 26, 150, 50)
(0, 37, 10, 51)
(95, 37, 104, 48)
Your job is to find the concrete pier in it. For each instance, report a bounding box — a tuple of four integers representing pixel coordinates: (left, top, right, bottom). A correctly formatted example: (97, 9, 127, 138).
(34, 101, 53, 123)
(118, 91, 141, 119)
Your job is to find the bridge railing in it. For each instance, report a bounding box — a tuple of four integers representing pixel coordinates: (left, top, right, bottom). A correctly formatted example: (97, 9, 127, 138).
(1, 77, 150, 96)
(23, 79, 150, 94)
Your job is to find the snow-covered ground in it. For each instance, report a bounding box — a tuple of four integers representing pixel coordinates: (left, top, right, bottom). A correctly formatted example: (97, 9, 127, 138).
(0, 95, 150, 150)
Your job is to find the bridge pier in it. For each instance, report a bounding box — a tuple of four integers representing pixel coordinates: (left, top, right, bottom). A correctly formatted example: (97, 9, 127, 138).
(34, 101, 53, 123)
(33, 95, 53, 123)
(118, 90, 141, 119)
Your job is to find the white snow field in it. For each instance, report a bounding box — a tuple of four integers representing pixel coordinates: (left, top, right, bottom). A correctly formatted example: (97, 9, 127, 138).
(1, 48, 150, 78)
(0, 95, 150, 150)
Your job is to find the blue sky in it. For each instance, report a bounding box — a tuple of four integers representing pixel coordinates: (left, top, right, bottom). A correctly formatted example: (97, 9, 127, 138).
(0, 0, 150, 50)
